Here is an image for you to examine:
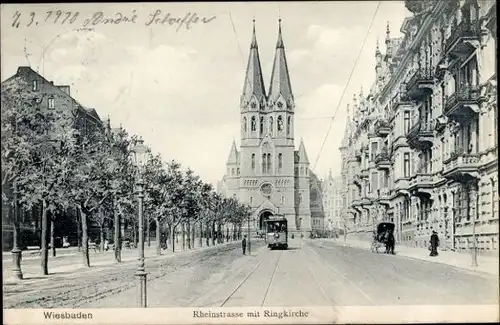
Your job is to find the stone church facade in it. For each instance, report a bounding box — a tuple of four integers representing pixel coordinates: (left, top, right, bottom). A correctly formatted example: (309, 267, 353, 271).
(217, 20, 315, 236)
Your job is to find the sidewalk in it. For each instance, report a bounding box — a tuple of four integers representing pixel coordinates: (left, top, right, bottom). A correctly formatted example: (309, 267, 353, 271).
(3, 239, 244, 284)
(322, 238, 499, 277)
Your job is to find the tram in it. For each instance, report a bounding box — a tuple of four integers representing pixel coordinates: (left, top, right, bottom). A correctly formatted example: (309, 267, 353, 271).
(264, 215, 288, 250)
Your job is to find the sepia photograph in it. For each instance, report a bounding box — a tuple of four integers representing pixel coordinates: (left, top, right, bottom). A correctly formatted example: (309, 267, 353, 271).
(1, 1, 498, 324)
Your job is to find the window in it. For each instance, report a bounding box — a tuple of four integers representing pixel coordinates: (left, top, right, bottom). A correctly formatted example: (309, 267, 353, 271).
(231, 168, 235, 176)
(250, 197, 253, 204)
(278, 153, 283, 171)
(251, 154, 255, 170)
(48, 97, 55, 109)
(266, 153, 271, 173)
(492, 178, 497, 220)
(277, 115, 283, 131)
(299, 193, 303, 204)
(32, 80, 39, 91)
(251, 116, 256, 131)
(371, 172, 378, 193)
(237, 168, 240, 175)
(371, 142, 378, 161)
(262, 154, 267, 173)
(243, 117, 247, 132)
(403, 153, 410, 178)
(269, 117, 273, 133)
(281, 196, 285, 204)
(287, 116, 291, 135)
(260, 117, 264, 135)
(404, 111, 410, 134)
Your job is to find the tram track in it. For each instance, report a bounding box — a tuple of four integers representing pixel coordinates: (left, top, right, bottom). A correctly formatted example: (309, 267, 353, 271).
(220, 249, 283, 307)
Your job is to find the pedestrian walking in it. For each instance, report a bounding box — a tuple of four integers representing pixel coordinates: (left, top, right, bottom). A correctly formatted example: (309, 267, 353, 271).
(242, 235, 247, 255)
(429, 230, 440, 257)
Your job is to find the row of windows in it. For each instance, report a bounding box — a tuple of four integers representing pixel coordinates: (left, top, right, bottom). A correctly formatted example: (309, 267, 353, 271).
(243, 115, 291, 135)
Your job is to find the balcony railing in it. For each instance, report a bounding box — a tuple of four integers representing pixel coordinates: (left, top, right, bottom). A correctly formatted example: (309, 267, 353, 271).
(374, 149, 391, 169)
(444, 20, 481, 57)
(444, 84, 481, 118)
(407, 68, 434, 100)
(407, 120, 434, 149)
(443, 151, 480, 172)
(408, 173, 434, 189)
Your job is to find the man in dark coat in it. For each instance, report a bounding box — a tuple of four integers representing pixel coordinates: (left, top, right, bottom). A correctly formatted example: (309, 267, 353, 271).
(242, 235, 247, 255)
(429, 231, 439, 256)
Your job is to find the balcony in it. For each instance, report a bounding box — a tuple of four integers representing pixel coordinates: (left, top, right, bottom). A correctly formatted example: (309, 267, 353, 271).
(394, 178, 410, 194)
(405, 0, 436, 14)
(406, 68, 434, 100)
(374, 118, 391, 137)
(376, 188, 392, 206)
(443, 85, 482, 121)
(443, 150, 480, 183)
(434, 115, 448, 133)
(406, 120, 434, 150)
(444, 20, 481, 60)
(374, 150, 391, 169)
(407, 173, 438, 193)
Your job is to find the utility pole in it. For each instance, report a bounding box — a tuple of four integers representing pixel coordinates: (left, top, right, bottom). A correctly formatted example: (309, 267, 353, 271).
(247, 213, 251, 255)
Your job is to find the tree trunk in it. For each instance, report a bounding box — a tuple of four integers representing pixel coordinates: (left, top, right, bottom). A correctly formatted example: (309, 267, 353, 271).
(40, 200, 49, 275)
(187, 222, 191, 249)
(212, 221, 216, 246)
(147, 215, 151, 247)
(114, 208, 121, 263)
(50, 216, 56, 257)
(199, 222, 203, 247)
(76, 211, 81, 252)
(80, 207, 90, 268)
(99, 223, 105, 252)
(155, 217, 161, 256)
(132, 222, 137, 247)
(120, 216, 125, 248)
(205, 222, 210, 246)
(226, 224, 229, 242)
(171, 226, 176, 253)
(191, 222, 196, 249)
(182, 222, 186, 250)
(232, 223, 237, 241)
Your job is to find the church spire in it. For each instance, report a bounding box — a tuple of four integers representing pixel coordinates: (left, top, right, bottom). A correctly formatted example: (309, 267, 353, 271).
(268, 19, 293, 105)
(297, 138, 310, 164)
(241, 19, 266, 107)
(226, 139, 239, 165)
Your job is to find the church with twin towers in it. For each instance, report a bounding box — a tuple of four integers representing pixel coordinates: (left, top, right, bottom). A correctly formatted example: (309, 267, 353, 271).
(218, 20, 325, 236)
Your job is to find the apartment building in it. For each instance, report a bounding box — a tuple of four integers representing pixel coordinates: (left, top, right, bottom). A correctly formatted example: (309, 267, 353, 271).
(322, 171, 345, 231)
(340, 0, 497, 251)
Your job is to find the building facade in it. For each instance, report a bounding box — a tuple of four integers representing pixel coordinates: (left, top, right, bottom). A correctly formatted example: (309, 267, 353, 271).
(322, 171, 345, 232)
(340, 0, 497, 251)
(218, 21, 313, 235)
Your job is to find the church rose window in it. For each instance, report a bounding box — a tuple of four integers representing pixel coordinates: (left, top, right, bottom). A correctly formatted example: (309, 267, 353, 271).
(277, 101, 283, 108)
(251, 102, 257, 109)
(260, 183, 273, 196)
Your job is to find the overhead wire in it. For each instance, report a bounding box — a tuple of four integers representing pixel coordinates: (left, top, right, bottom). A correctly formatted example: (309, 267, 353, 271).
(311, 1, 382, 172)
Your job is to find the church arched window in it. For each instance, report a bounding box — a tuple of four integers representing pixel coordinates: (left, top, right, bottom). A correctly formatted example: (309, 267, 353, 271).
(277, 115, 283, 131)
(299, 193, 303, 204)
(267, 153, 271, 173)
(243, 117, 247, 132)
(237, 168, 240, 175)
(231, 168, 235, 176)
(262, 154, 267, 173)
(278, 153, 283, 171)
(287, 116, 291, 135)
(300, 167, 304, 175)
(269, 116, 273, 133)
(251, 154, 255, 170)
(251, 116, 256, 131)
(260, 116, 264, 135)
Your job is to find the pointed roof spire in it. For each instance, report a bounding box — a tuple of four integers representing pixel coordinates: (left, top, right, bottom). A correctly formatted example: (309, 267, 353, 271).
(251, 18, 257, 48)
(375, 38, 381, 55)
(298, 138, 310, 164)
(386, 21, 391, 43)
(227, 139, 239, 164)
(268, 18, 293, 104)
(241, 19, 266, 106)
(328, 168, 333, 180)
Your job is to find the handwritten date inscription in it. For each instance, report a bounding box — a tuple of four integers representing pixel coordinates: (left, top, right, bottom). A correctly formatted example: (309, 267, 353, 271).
(11, 9, 217, 31)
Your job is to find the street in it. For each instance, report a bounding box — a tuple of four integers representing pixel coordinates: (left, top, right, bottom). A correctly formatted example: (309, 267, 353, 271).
(4, 238, 497, 309)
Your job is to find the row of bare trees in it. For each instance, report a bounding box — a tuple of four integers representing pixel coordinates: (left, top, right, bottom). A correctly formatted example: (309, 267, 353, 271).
(1, 77, 252, 277)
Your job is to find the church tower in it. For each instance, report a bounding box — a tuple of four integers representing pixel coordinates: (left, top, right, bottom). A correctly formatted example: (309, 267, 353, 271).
(223, 19, 311, 236)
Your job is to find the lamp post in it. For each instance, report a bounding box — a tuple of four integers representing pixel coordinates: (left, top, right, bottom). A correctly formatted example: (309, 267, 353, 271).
(247, 211, 251, 255)
(11, 182, 23, 280)
(131, 138, 149, 308)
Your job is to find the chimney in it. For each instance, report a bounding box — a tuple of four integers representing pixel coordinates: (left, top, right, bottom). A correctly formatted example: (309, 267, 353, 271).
(57, 85, 70, 96)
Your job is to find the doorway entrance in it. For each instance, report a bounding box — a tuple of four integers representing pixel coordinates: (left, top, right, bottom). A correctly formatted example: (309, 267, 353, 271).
(259, 210, 273, 232)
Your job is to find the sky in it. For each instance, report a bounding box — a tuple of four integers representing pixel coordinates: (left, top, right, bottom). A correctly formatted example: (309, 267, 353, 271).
(1, 1, 410, 186)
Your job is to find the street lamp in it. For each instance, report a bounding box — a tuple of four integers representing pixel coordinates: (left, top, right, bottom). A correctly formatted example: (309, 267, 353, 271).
(247, 209, 251, 255)
(11, 182, 23, 280)
(130, 138, 149, 308)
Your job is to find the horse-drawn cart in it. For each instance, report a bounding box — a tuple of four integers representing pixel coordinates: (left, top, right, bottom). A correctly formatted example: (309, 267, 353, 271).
(370, 222, 395, 254)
